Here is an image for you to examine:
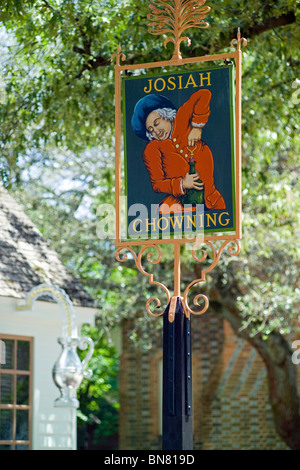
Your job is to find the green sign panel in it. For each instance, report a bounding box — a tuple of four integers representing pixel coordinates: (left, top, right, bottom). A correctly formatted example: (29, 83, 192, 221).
(123, 65, 236, 240)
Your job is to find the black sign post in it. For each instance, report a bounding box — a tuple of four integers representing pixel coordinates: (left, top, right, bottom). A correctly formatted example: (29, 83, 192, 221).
(163, 297, 193, 450)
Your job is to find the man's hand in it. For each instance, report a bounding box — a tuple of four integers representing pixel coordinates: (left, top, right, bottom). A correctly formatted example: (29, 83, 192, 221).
(182, 172, 204, 190)
(187, 127, 202, 147)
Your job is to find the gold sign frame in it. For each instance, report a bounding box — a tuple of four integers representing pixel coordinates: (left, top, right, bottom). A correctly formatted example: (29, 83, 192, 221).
(111, 0, 247, 320)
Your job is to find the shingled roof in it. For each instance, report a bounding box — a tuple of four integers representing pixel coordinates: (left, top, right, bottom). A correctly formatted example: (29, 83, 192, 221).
(0, 185, 97, 308)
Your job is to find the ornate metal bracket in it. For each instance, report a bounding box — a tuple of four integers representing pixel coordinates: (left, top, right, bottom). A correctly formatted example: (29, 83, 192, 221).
(111, 44, 126, 65)
(116, 245, 171, 317)
(17, 283, 77, 337)
(116, 239, 241, 322)
(182, 239, 240, 317)
(17, 284, 94, 408)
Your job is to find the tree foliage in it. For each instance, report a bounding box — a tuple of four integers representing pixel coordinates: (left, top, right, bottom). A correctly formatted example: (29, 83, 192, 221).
(77, 324, 119, 450)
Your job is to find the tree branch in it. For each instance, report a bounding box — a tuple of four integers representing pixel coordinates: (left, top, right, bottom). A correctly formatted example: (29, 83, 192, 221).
(40, 0, 57, 12)
(245, 11, 297, 38)
(209, 281, 300, 450)
(70, 10, 297, 80)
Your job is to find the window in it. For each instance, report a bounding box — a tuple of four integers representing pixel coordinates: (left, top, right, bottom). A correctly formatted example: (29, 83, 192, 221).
(0, 335, 33, 450)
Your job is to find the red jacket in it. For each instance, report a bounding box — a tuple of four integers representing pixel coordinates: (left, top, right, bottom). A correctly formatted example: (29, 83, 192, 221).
(142, 89, 226, 212)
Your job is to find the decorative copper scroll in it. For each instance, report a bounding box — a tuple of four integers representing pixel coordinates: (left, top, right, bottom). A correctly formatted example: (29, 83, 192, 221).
(111, 44, 126, 66)
(116, 245, 171, 317)
(182, 239, 241, 317)
(115, 239, 240, 320)
(112, 0, 246, 321)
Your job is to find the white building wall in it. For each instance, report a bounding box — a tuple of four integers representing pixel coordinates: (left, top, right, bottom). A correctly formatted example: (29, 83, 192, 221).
(0, 296, 96, 450)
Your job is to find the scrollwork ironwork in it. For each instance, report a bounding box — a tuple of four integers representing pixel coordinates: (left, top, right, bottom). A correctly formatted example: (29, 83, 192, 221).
(115, 244, 171, 317)
(116, 239, 240, 320)
(182, 239, 241, 317)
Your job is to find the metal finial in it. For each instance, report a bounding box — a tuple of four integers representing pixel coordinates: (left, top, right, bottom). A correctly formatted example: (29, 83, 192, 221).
(147, 0, 210, 60)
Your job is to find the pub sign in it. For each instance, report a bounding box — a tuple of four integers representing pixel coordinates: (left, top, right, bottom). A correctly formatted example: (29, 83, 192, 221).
(122, 65, 236, 241)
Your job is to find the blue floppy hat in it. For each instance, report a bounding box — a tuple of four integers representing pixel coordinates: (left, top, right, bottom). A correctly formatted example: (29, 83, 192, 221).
(131, 94, 177, 141)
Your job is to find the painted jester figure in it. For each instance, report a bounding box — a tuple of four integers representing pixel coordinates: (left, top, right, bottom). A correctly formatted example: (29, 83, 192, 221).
(131, 89, 226, 213)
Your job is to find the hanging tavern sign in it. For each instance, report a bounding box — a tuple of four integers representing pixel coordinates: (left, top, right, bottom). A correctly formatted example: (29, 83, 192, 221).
(112, 0, 246, 318)
(123, 65, 235, 240)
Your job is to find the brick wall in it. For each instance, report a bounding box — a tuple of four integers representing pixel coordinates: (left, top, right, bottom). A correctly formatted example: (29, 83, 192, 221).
(119, 313, 289, 450)
(119, 318, 162, 450)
